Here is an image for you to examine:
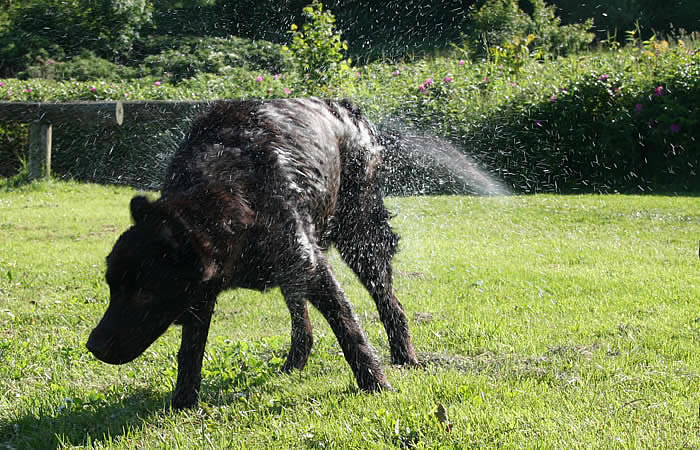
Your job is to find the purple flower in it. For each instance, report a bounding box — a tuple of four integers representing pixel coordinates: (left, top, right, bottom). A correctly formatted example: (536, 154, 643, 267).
(534, 119, 543, 127)
(392, 69, 400, 76)
(670, 123, 681, 134)
(550, 95, 557, 102)
(635, 103, 644, 112)
(598, 74, 610, 81)
(654, 86, 664, 96)
(256, 75, 263, 82)
(418, 84, 426, 92)
(444, 76, 453, 83)
(0, 82, 4, 87)
(424, 78, 434, 86)
(561, 87, 568, 94)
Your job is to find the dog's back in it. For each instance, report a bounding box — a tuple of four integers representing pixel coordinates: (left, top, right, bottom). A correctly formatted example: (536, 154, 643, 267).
(163, 99, 382, 225)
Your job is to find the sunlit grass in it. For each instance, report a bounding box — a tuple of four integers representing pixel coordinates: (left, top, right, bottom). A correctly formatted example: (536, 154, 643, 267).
(0, 181, 698, 448)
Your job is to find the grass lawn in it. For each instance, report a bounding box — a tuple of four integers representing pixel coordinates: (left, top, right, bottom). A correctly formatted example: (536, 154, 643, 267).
(0, 181, 698, 448)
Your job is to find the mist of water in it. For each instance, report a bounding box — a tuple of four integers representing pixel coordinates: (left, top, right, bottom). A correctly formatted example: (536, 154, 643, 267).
(379, 117, 510, 197)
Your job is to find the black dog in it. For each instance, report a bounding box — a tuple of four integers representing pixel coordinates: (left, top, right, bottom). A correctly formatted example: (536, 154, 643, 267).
(87, 98, 418, 409)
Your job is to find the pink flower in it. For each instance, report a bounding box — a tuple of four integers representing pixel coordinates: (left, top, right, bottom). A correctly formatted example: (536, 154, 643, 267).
(424, 78, 434, 86)
(124, 92, 130, 97)
(654, 86, 664, 96)
(392, 70, 400, 76)
(459, 60, 466, 66)
(24, 88, 32, 93)
(550, 95, 557, 102)
(154, 81, 161, 86)
(598, 74, 610, 81)
(510, 82, 517, 87)
(670, 123, 681, 134)
(635, 103, 643, 112)
(90, 86, 97, 92)
(273, 74, 280, 80)
(483, 77, 490, 82)
(256, 75, 264, 82)
(47, 59, 55, 65)
(356, 71, 361, 77)
(284, 87, 291, 95)
(418, 84, 426, 92)
(0, 82, 4, 87)
(444, 76, 453, 83)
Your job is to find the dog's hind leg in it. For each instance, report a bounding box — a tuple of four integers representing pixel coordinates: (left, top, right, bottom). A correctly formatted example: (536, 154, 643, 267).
(279, 238, 391, 392)
(333, 185, 418, 366)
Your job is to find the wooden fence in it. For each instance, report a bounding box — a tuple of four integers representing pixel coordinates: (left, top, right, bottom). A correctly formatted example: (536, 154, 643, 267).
(0, 101, 212, 180)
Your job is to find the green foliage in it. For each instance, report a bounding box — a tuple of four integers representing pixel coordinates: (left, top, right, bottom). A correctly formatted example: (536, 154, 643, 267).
(469, 0, 595, 59)
(0, 122, 27, 178)
(18, 50, 140, 82)
(281, 1, 353, 94)
(0, 28, 697, 194)
(0, 0, 153, 75)
(142, 36, 289, 83)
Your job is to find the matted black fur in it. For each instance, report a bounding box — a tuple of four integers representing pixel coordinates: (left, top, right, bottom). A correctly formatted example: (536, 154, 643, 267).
(87, 98, 418, 409)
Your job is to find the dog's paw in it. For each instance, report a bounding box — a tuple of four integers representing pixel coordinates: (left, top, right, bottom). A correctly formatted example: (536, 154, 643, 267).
(170, 388, 199, 410)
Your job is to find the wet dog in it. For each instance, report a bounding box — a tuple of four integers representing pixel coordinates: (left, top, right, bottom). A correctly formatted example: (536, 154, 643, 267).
(87, 98, 418, 409)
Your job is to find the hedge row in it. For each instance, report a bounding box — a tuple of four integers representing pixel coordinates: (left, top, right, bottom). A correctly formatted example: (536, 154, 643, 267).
(1, 43, 698, 193)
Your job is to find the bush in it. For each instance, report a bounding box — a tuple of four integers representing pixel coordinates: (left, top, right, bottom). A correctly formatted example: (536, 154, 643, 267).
(0, 36, 697, 194)
(0, 0, 152, 76)
(469, 0, 594, 59)
(281, 1, 354, 93)
(18, 50, 140, 82)
(141, 36, 289, 83)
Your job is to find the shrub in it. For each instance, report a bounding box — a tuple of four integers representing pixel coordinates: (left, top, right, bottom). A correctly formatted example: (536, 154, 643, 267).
(469, 0, 594, 59)
(141, 36, 289, 83)
(281, 1, 353, 93)
(19, 50, 140, 82)
(0, 0, 152, 75)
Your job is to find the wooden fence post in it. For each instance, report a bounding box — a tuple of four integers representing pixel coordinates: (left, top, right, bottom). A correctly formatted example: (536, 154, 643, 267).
(28, 121, 52, 180)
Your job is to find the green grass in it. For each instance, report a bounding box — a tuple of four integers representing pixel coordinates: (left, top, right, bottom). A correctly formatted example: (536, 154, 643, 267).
(0, 181, 698, 448)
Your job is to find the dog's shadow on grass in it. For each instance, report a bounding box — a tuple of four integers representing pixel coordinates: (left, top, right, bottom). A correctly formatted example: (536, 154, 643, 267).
(1, 388, 170, 450)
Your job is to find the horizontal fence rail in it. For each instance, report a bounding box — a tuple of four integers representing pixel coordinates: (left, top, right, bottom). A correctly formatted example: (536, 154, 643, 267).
(0, 100, 222, 180)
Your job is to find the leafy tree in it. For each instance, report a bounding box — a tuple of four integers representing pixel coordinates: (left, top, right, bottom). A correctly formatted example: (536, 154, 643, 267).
(0, 0, 152, 75)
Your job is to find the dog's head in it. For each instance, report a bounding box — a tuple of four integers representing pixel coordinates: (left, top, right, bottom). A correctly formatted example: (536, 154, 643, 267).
(86, 196, 214, 364)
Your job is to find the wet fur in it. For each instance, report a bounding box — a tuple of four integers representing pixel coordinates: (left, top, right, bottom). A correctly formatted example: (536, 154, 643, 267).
(87, 98, 418, 410)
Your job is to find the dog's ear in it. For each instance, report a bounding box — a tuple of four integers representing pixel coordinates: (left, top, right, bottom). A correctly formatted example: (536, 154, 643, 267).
(130, 196, 153, 224)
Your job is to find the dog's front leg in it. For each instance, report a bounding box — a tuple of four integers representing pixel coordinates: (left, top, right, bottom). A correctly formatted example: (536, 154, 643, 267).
(171, 296, 216, 410)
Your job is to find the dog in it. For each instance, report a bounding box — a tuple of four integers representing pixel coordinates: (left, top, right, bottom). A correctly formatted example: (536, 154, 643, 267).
(87, 98, 418, 409)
